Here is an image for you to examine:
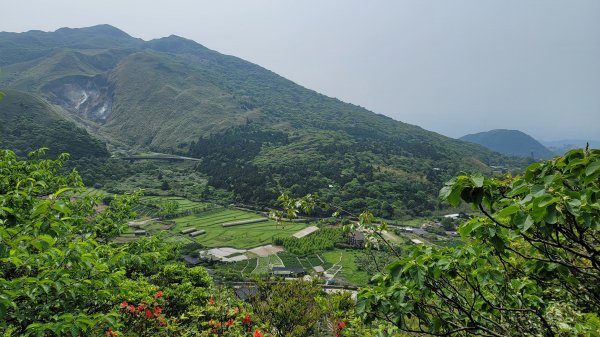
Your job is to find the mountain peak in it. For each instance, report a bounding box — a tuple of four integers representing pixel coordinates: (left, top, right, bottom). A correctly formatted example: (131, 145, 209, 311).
(55, 24, 131, 38)
(147, 34, 210, 54)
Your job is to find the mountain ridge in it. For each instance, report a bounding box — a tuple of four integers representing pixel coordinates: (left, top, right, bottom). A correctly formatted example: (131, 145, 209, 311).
(0, 24, 526, 216)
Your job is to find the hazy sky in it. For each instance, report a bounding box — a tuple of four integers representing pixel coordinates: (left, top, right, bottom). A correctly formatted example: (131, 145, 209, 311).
(2, 0, 599, 140)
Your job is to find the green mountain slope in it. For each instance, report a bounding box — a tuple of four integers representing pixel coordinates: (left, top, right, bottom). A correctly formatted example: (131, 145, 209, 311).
(0, 89, 109, 158)
(0, 25, 526, 217)
(460, 129, 554, 160)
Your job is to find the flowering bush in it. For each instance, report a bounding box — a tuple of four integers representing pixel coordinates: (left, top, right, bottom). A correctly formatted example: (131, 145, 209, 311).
(106, 291, 167, 336)
(200, 293, 268, 337)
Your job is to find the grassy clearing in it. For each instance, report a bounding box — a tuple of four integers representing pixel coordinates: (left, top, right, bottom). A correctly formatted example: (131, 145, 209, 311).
(322, 249, 370, 286)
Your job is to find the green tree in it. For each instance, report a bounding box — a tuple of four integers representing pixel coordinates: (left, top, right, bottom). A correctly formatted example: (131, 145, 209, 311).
(0, 148, 134, 335)
(357, 148, 600, 336)
(250, 279, 323, 337)
(0, 149, 214, 336)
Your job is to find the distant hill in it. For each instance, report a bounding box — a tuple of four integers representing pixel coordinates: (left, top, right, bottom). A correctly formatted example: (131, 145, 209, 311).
(540, 139, 600, 155)
(0, 25, 527, 217)
(0, 89, 109, 158)
(460, 129, 554, 160)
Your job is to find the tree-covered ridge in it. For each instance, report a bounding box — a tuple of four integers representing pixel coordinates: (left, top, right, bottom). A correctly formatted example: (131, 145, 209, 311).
(0, 25, 527, 217)
(0, 89, 109, 158)
(0, 25, 513, 158)
(189, 126, 522, 217)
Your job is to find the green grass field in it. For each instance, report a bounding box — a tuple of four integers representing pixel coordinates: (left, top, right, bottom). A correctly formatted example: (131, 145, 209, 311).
(171, 208, 307, 249)
(322, 249, 370, 286)
(139, 196, 210, 211)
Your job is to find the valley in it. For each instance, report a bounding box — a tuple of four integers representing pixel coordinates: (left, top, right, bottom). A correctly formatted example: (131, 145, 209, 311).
(84, 181, 458, 287)
(1, 23, 597, 337)
(0, 25, 527, 219)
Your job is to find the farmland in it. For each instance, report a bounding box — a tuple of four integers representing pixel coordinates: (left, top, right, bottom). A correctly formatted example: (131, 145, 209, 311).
(113, 194, 375, 286)
(117, 194, 309, 249)
(172, 209, 306, 248)
(322, 250, 370, 286)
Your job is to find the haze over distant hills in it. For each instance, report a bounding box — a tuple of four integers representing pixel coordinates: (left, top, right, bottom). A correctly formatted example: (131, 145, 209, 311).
(460, 129, 554, 160)
(541, 139, 600, 155)
(0, 25, 526, 217)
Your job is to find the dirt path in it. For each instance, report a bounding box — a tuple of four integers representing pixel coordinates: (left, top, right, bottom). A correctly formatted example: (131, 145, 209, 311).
(128, 218, 159, 226)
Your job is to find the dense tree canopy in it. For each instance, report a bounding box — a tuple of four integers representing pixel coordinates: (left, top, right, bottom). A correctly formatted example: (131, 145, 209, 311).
(0, 149, 223, 336)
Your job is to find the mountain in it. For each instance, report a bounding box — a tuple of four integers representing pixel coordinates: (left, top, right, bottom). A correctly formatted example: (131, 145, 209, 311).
(0, 89, 109, 158)
(460, 129, 554, 160)
(0, 25, 525, 217)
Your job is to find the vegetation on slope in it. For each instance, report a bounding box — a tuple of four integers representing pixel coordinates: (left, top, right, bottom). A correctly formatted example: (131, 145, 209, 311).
(278, 148, 600, 335)
(0, 89, 109, 158)
(0, 25, 528, 217)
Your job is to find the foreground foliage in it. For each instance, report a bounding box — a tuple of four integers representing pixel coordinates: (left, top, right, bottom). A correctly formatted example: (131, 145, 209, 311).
(357, 148, 600, 336)
(0, 149, 218, 336)
(0, 147, 400, 336)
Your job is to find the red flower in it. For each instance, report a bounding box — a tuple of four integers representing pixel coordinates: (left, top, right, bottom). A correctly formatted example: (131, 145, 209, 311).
(337, 321, 346, 329)
(145, 310, 153, 319)
(137, 304, 146, 312)
(208, 319, 214, 326)
(208, 296, 215, 305)
(155, 290, 163, 298)
(127, 305, 136, 314)
(106, 327, 118, 337)
(119, 301, 128, 309)
(225, 319, 235, 327)
(243, 314, 252, 325)
(253, 330, 263, 337)
(153, 306, 162, 315)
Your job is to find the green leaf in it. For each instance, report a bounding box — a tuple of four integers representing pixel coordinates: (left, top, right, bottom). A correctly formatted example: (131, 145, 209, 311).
(471, 173, 484, 188)
(585, 161, 600, 177)
(52, 187, 72, 198)
(567, 198, 582, 216)
(537, 195, 560, 207)
(496, 204, 520, 218)
(544, 206, 558, 224)
(514, 211, 534, 231)
(458, 219, 482, 238)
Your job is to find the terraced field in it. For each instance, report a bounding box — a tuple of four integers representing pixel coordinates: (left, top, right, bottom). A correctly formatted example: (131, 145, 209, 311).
(252, 255, 284, 274)
(140, 196, 210, 211)
(172, 208, 307, 249)
(133, 196, 212, 218)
